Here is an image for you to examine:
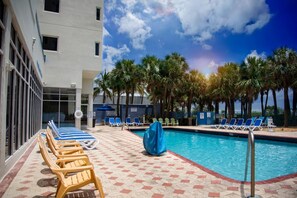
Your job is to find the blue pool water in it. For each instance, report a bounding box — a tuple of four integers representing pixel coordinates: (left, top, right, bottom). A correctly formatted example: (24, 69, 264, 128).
(133, 129, 297, 182)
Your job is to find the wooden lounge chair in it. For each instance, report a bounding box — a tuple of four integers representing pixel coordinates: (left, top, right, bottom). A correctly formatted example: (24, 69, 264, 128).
(39, 134, 92, 171)
(46, 129, 87, 159)
(38, 134, 105, 198)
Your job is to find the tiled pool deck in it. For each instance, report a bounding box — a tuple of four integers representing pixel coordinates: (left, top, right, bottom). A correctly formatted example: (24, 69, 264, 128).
(1, 125, 297, 198)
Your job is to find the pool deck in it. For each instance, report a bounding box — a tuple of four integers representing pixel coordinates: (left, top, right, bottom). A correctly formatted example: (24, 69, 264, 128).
(1, 125, 297, 198)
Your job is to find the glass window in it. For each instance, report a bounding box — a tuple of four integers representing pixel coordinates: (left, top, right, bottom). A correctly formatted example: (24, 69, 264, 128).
(95, 42, 99, 56)
(96, 7, 101, 20)
(42, 36, 58, 51)
(42, 88, 76, 128)
(44, 0, 59, 13)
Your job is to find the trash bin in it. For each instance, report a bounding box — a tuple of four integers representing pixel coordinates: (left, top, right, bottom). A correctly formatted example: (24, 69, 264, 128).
(93, 118, 96, 127)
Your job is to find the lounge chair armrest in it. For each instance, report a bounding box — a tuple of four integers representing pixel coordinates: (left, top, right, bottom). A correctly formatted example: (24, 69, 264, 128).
(52, 165, 94, 173)
(57, 147, 84, 152)
(56, 156, 91, 163)
(57, 153, 88, 158)
(58, 142, 81, 146)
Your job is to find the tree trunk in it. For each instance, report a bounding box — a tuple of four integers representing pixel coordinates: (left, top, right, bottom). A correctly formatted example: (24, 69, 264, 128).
(230, 99, 235, 118)
(215, 101, 219, 124)
(272, 89, 278, 116)
(284, 86, 289, 127)
(264, 90, 269, 116)
(224, 102, 227, 119)
(116, 90, 121, 117)
(187, 94, 193, 118)
(293, 88, 297, 117)
(226, 100, 231, 120)
(131, 88, 135, 104)
(260, 90, 264, 116)
(103, 92, 106, 104)
(125, 91, 129, 118)
(247, 96, 252, 118)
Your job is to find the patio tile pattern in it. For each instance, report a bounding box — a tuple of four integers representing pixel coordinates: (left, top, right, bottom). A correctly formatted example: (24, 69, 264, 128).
(1, 126, 297, 197)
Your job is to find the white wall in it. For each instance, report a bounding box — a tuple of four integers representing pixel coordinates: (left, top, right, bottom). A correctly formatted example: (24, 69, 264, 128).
(37, 0, 103, 90)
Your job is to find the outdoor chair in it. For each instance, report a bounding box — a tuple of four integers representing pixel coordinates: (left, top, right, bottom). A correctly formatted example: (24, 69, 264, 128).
(241, 118, 253, 130)
(158, 118, 164, 125)
(232, 118, 244, 130)
(109, 117, 116, 127)
(248, 119, 263, 131)
(125, 117, 134, 126)
(267, 117, 276, 131)
(224, 118, 237, 129)
(215, 118, 227, 129)
(134, 117, 144, 126)
(164, 118, 171, 126)
(38, 134, 105, 198)
(115, 117, 123, 126)
(171, 118, 178, 126)
(48, 124, 99, 150)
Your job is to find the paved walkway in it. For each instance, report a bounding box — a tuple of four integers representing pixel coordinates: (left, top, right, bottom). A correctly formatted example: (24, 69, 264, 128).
(1, 126, 297, 198)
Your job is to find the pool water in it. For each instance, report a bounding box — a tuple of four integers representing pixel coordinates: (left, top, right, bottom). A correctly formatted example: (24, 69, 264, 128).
(133, 129, 297, 182)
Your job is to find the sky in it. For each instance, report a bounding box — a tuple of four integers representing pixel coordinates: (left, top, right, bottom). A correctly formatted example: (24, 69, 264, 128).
(102, 0, 297, 111)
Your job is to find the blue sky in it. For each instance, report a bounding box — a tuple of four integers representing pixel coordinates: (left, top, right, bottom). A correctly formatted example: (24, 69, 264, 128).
(102, 0, 297, 111)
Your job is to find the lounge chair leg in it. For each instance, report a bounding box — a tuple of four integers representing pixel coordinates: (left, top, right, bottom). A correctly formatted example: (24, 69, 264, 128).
(56, 186, 67, 198)
(94, 177, 105, 198)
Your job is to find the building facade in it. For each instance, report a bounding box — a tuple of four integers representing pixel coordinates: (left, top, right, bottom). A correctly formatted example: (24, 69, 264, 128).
(0, 0, 45, 181)
(37, 0, 103, 129)
(0, 0, 103, 181)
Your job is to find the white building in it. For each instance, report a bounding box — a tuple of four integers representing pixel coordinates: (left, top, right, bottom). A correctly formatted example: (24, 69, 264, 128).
(38, 0, 103, 129)
(0, 0, 103, 181)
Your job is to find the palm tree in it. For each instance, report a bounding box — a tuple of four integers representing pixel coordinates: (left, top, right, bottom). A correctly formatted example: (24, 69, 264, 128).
(215, 63, 240, 120)
(93, 70, 112, 103)
(108, 67, 125, 116)
(114, 59, 136, 118)
(270, 47, 296, 126)
(183, 70, 206, 117)
(141, 55, 162, 117)
(237, 57, 263, 118)
(162, 53, 189, 117)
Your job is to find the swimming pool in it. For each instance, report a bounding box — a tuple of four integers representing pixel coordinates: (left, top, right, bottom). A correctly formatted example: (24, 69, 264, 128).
(133, 129, 297, 182)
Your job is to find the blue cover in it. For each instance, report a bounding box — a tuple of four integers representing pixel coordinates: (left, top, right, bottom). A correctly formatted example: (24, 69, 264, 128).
(143, 122, 166, 155)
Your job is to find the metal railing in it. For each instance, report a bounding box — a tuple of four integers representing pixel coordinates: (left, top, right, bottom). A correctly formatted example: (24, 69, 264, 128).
(246, 129, 260, 198)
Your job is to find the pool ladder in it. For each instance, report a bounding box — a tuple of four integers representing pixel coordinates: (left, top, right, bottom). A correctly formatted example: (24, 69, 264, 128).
(246, 129, 260, 198)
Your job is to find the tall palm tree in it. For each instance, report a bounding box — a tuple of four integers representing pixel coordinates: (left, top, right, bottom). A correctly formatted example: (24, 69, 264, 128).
(108, 67, 125, 116)
(270, 47, 296, 126)
(237, 57, 263, 118)
(215, 63, 240, 120)
(93, 70, 112, 103)
(162, 52, 189, 117)
(141, 55, 162, 117)
(183, 70, 206, 117)
(114, 59, 136, 118)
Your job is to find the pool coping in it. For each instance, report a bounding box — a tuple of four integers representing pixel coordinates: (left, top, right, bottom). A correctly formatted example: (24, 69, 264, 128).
(128, 127, 297, 185)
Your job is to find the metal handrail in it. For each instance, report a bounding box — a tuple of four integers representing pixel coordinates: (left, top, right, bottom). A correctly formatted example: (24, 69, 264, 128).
(247, 129, 259, 198)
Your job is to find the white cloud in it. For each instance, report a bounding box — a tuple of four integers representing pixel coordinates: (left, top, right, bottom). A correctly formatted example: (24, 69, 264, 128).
(245, 50, 266, 63)
(103, 44, 130, 72)
(115, 12, 152, 49)
(105, 0, 117, 13)
(137, 0, 271, 48)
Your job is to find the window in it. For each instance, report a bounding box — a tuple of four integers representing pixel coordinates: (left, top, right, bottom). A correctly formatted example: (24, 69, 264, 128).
(43, 88, 76, 128)
(95, 42, 99, 56)
(96, 7, 101, 20)
(44, 0, 59, 13)
(6, 23, 42, 159)
(43, 36, 58, 51)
